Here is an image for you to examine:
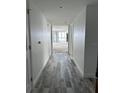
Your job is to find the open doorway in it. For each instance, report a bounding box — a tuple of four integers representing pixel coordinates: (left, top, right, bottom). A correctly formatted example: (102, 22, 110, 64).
(52, 25, 68, 53)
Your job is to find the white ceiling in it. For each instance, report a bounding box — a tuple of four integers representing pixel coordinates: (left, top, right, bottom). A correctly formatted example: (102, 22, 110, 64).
(32, 0, 97, 25)
(52, 25, 68, 32)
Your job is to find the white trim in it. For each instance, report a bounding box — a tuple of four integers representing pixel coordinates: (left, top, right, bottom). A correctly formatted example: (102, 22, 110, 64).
(70, 56, 97, 79)
(84, 73, 96, 79)
(26, 84, 32, 93)
(70, 57, 84, 77)
(33, 55, 51, 87)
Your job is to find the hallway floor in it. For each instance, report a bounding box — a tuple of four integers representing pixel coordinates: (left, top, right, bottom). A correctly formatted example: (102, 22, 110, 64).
(33, 53, 96, 93)
(53, 43, 68, 53)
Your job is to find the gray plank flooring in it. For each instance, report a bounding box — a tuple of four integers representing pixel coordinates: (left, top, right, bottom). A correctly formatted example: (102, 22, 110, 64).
(33, 53, 96, 93)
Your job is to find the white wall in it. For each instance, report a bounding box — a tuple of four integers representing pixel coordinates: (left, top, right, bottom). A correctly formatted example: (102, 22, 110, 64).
(84, 3, 98, 78)
(29, 1, 51, 86)
(69, 8, 86, 76)
(69, 3, 98, 78)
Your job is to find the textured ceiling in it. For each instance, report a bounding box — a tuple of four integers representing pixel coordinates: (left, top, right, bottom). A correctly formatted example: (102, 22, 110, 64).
(31, 0, 97, 25)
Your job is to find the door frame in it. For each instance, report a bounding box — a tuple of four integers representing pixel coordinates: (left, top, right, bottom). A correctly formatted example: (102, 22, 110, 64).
(68, 24, 73, 56)
(26, 0, 33, 92)
(51, 25, 53, 54)
(67, 25, 69, 54)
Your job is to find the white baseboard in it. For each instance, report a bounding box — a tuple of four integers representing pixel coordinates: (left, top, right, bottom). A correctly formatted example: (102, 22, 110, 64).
(70, 56, 97, 79)
(84, 73, 96, 78)
(26, 84, 31, 93)
(70, 57, 84, 78)
(33, 55, 51, 88)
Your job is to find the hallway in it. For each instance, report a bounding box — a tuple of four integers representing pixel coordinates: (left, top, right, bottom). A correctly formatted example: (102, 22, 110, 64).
(26, 0, 98, 93)
(33, 53, 96, 93)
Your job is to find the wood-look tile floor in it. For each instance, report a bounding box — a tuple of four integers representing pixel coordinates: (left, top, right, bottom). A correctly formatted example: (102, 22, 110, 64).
(33, 53, 96, 93)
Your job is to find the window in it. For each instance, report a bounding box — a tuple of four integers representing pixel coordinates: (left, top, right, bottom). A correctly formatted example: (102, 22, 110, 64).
(58, 32, 66, 42)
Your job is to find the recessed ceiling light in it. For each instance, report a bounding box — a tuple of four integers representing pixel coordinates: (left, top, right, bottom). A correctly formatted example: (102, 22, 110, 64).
(59, 6, 63, 8)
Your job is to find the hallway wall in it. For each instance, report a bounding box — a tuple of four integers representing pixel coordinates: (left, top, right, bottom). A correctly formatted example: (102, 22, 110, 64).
(69, 8, 86, 76)
(84, 3, 98, 78)
(69, 3, 98, 78)
(29, 1, 51, 86)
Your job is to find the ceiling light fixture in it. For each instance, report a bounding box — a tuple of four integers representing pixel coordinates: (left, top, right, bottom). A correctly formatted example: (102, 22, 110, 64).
(59, 6, 63, 8)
